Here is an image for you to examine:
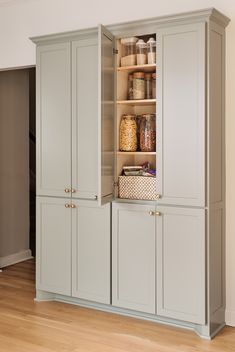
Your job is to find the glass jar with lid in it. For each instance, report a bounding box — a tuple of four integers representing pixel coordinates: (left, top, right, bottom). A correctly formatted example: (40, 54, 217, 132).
(133, 72, 145, 100)
(140, 114, 156, 152)
(136, 39, 147, 65)
(119, 114, 137, 151)
(147, 38, 156, 64)
(145, 73, 152, 99)
(152, 73, 156, 98)
(120, 37, 138, 67)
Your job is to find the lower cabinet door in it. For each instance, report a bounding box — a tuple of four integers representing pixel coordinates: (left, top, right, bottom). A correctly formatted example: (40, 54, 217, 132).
(36, 197, 72, 296)
(112, 203, 156, 314)
(72, 200, 111, 304)
(156, 206, 205, 324)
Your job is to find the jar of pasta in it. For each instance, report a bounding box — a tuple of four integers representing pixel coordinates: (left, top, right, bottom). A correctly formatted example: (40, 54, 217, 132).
(119, 114, 137, 151)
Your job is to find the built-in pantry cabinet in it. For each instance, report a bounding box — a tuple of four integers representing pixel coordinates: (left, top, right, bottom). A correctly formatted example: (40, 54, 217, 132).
(32, 8, 229, 339)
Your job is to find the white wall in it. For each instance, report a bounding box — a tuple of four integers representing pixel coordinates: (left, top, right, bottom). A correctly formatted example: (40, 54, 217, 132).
(0, 0, 234, 326)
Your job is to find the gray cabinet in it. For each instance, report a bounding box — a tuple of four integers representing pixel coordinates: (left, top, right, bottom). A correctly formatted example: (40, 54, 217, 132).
(72, 201, 110, 304)
(156, 206, 205, 324)
(112, 203, 156, 314)
(156, 23, 205, 207)
(36, 197, 72, 295)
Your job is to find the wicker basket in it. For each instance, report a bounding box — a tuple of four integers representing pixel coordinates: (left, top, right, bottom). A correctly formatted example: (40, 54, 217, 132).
(118, 176, 157, 200)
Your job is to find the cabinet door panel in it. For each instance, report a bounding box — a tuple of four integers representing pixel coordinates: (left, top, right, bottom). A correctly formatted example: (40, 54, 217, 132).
(72, 201, 110, 304)
(98, 25, 115, 205)
(112, 203, 156, 314)
(72, 39, 98, 199)
(36, 197, 72, 296)
(156, 206, 205, 324)
(157, 23, 205, 206)
(36, 43, 71, 197)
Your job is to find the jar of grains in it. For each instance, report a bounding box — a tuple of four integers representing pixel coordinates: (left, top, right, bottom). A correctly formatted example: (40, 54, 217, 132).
(133, 72, 145, 100)
(152, 73, 156, 99)
(136, 39, 147, 65)
(147, 37, 156, 64)
(120, 37, 138, 67)
(119, 114, 137, 151)
(145, 73, 152, 99)
(140, 114, 156, 152)
(128, 74, 133, 100)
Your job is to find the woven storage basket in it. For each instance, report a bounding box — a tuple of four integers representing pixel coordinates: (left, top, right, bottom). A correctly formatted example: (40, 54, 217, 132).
(118, 176, 157, 200)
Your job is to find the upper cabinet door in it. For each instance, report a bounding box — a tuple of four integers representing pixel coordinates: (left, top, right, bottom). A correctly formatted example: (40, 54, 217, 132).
(72, 38, 98, 200)
(98, 25, 115, 205)
(36, 43, 71, 198)
(157, 23, 205, 206)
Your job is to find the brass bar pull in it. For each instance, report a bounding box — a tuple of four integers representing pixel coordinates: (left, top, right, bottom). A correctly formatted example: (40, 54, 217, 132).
(155, 211, 161, 216)
(64, 188, 71, 193)
(71, 204, 76, 209)
(156, 194, 161, 200)
(65, 204, 70, 208)
(149, 211, 155, 216)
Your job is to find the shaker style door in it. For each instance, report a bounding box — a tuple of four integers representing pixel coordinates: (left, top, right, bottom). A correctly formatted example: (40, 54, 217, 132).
(98, 25, 115, 205)
(72, 200, 110, 304)
(72, 38, 98, 200)
(112, 203, 156, 314)
(156, 23, 205, 206)
(36, 197, 72, 296)
(156, 206, 205, 324)
(36, 43, 71, 198)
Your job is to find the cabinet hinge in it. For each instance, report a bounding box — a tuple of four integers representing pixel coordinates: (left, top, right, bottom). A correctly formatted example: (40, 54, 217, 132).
(113, 48, 118, 55)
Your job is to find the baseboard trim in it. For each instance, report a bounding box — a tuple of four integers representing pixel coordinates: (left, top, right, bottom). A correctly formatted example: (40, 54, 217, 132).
(225, 310, 235, 327)
(0, 249, 33, 268)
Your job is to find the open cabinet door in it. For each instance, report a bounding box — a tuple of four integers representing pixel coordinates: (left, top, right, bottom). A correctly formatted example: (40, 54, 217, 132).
(98, 24, 115, 206)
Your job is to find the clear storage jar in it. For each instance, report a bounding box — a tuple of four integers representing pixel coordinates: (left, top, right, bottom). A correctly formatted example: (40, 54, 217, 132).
(133, 72, 145, 100)
(145, 73, 152, 99)
(120, 37, 138, 67)
(140, 114, 156, 152)
(152, 73, 156, 98)
(128, 74, 133, 100)
(119, 114, 137, 151)
(147, 38, 156, 64)
(136, 39, 147, 65)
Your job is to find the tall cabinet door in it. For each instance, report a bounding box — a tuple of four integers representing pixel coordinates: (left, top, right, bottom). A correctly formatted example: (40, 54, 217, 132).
(36, 43, 71, 198)
(72, 200, 110, 304)
(157, 23, 205, 206)
(112, 203, 156, 314)
(98, 25, 115, 205)
(72, 38, 98, 200)
(36, 197, 72, 296)
(156, 206, 205, 324)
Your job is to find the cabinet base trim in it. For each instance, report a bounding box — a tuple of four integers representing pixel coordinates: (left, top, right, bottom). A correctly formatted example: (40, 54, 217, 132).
(35, 289, 218, 339)
(0, 249, 32, 268)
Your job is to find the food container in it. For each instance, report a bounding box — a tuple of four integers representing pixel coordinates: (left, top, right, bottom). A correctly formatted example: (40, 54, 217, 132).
(152, 73, 156, 98)
(120, 37, 138, 66)
(128, 74, 133, 100)
(119, 114, 137, 151)
(140, 114, 156, 152)
(145, 73, 152, 99)
(133, 72, 145, 100)
(147, 38, 156, 64)
(136, 39, 147, 65)
(119, 176, 157, 200)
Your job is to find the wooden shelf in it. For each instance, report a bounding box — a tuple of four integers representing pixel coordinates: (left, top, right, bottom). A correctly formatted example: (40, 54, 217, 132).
(117, 151, 156, 155)
(117, 99, 156, 106)
(117, 64, 156, 73)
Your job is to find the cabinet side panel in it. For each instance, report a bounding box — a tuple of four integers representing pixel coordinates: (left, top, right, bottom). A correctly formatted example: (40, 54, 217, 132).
(72, 38, 98, 199)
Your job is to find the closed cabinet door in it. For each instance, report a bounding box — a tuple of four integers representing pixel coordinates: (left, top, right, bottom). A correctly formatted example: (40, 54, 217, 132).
(72, 200, 110, 304)
(36, 43, 71, 198)
(36, 197, 72, 296)
(112, 203, 156, 314)
(156, 206, 205, 324)
(156, 23, 205, 206)
(72, 39, 98, 200)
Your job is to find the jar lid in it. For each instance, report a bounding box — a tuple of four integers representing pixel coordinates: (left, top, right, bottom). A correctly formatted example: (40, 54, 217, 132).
(121, 37, 138, 44)
(145, 73, 152, 80)
(133, 72, 145, 78)
(128, 74, 133, 79)
(152, 73, 156, 79)
(122, 114, 136, 119)
(147, 37, 156, 44)
(142, 113, 156, 119)
(136, 39, 147, 48)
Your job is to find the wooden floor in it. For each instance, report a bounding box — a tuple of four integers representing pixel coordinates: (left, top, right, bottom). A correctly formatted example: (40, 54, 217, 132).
(0, 260, 234, 352)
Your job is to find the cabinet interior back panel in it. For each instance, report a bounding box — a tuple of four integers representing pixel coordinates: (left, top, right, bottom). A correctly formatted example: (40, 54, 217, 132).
(157, 24, 205, 206)
(72, 39, 98, 199)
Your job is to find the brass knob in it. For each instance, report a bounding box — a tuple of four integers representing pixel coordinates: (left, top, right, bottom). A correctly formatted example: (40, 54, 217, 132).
(156, 194, 161, 200)
(71, 204, 76, 208)
(64, 188, 70, 193)
(155, 211, 161, 216)
(71, 189, 76, 193)
(65, 203, 70, 208)
(149, 211, 155, 216)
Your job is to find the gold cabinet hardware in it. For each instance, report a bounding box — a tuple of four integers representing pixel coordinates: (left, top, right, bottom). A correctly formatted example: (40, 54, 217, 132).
(65, 203, 70, 208)
(71, 204, 76, 208)
(71, 189, 76, 193)
(156, 194, 161, 199)
(155, 211, 161, 216)
(149, 211, 155, 216)
(64, 188, 70, 193)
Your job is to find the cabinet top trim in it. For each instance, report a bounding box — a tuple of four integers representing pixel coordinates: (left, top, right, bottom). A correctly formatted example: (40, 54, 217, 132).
(30, 7, 230, 45)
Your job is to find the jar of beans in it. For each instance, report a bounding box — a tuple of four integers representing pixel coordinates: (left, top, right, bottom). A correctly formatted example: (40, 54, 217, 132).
(119, 114, 137, 151)
(140, 114, 156, 152)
